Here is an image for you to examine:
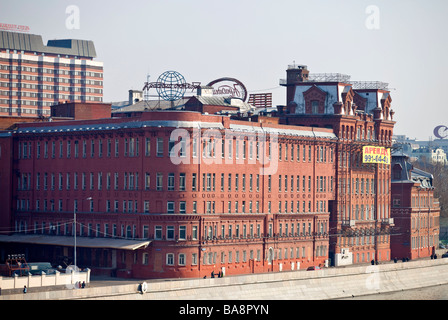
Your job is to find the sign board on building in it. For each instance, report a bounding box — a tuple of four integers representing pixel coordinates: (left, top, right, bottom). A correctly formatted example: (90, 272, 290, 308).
(362, 146, 390, 165)
(434, 125, 448, 139)
(207, 78, 248, 102)
(0, 23, 30, 33)
(248, 93, 272, 108)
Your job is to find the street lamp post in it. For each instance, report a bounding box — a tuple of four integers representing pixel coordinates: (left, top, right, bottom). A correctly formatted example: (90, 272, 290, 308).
(74, 197, 92, 269)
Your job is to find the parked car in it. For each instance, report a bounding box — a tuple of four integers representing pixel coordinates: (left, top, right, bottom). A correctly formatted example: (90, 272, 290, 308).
(306, 266, 322, 271)
(28, 262, 56, 275)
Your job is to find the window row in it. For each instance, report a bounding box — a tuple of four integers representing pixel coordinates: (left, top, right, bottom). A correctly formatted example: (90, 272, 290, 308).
(17, 197, 328, 215)
(20, 171, 142, 192)
(18, 170, 334, 196)
(411, 234, 438, 249)
(17, 136, 335, 164)
(338, 203, 389, 221)
(338, 177, 379, 195)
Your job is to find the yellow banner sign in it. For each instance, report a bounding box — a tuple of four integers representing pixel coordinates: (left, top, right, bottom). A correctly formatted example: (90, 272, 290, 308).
(362, 146, 390, 165)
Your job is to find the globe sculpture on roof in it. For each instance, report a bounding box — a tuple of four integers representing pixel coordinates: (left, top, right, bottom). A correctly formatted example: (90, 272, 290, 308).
(155, 71, 187, 101)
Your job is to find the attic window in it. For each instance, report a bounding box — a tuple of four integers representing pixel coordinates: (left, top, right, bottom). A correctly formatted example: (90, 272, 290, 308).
(311, 101, 319, 114)
(392, 163, 403, 180)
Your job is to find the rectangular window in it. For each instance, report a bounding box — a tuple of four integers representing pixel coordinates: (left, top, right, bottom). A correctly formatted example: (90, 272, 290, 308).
(179, 173, 186, 191)
(192, 226, 198, 240)
(144, 201, 150, 213)
(156, 173, 163, 191)
(36, 142, 41, 159)
(66, 141, 71, 158)
(115, 139, 119, 157)
(179, 226, 186, 240)
(192, 173, 197, 191)
(166, 253, 174, 265)
(99, 140, 103, 158)
(44, 141, 49, 158)
(178, 253, 185, 265)
(155, 226, 162, 240)
(90, 140, 95, 158)
(221, 173, 225, 192)
(179, 201, 186, 214)
(107, 139, 111, 157)
(145, 137, 151, 156)
(192, 137, 197, 158)
(168, 173, 175, 191)
(167, 201, 175, 214)
(90, 173, 94, 190)
(36, 173, 40, 190)
(166, 226, 175, 240)
(157, 137, 164, 157)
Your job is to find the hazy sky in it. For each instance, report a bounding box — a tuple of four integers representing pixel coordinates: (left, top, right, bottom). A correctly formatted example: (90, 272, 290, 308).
(1, 0, 447, 140)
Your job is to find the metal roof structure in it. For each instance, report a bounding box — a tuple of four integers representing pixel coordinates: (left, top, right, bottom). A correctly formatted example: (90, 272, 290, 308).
(193, 96, 254, 113)
(0, 30, 97, 58)
(391, 152, 434, 187)
(111, 98, 190, 112)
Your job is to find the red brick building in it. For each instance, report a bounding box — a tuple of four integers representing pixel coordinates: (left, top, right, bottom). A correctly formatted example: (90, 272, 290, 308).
(0, 102, 336, 278)
(279, 64, 395, 265)
(390, 152, 440, 260)
(0, 63, 404, 279)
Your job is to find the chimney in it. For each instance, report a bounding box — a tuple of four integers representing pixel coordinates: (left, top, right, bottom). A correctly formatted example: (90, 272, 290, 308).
(286, 64, 309, 84)
(129, 90, 143, 105)
(373, 107, 383, 120)
(285, 63, 309, 104)
(333, 102, 343, 115)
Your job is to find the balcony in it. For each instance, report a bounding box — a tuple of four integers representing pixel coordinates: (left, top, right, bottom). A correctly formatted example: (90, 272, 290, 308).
(381, 218, 395, 226)
(341, 220, 355, 228)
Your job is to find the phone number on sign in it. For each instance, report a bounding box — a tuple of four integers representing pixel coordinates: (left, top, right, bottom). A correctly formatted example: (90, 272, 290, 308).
(363, 154, 390, 164)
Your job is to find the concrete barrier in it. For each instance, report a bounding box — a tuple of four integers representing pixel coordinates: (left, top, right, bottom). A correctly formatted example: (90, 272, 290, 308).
(1, 259, 447, 300)
(0, 269, 90, 291)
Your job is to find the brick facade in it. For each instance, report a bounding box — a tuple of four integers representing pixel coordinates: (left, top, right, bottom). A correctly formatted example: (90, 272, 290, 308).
(0, 31, 103, 118)
(3, 110, 336, 278)
(390, 153, 440, 260)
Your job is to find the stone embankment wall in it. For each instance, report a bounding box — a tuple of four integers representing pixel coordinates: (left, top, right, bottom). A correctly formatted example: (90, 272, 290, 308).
(0, 269, 90, 291)
(1, 259, 447, 300)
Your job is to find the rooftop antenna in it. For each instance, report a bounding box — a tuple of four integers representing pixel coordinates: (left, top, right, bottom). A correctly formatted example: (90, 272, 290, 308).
(144, 73, 151, 108)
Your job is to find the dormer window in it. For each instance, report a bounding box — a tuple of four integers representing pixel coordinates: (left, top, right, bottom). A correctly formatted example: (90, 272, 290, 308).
(303, 85, 326, 114)
(393, 163, 403, 180)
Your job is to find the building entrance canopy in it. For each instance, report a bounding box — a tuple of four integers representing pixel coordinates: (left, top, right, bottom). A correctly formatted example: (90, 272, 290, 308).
(0, 234, 151, 251)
